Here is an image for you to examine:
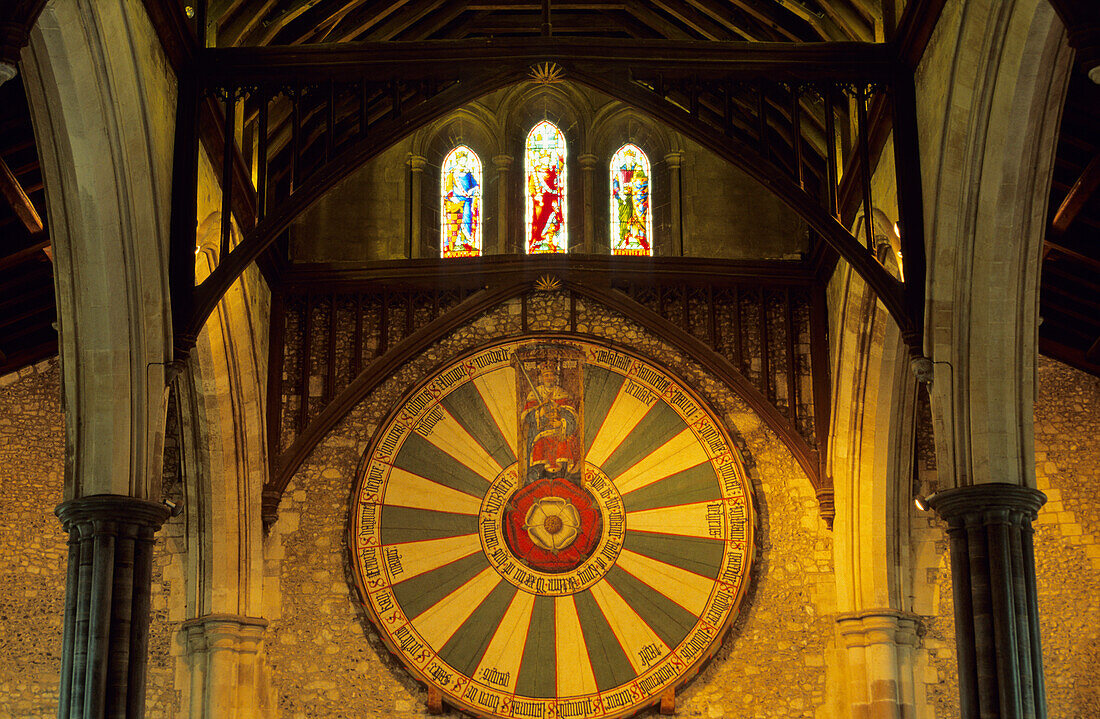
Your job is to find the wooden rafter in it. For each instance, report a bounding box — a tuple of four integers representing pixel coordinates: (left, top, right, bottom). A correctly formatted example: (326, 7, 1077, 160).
(647, 0, 735, 41)
(362, 0, 452, 41)
(394, 1, 470, 40)
(1052, 153, 1100, 234)
(0, 155, 42, 235)
(686, 0, 808, 43)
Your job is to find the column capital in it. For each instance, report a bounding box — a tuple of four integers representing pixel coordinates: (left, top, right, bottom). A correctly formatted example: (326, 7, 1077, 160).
(663, 151, 683, 168)
(407, 154, 428, 171)
(927, 483, 1046, 525)
(491, 154, 513, 170)
(577, 153, 599, 169)
(835, 609, 922, 648)
(182, 614, 269, 653)
(56, 494, 171, 532)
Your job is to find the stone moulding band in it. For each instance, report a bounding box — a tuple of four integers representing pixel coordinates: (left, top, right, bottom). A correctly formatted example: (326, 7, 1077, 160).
(927, 483, 1047, 522)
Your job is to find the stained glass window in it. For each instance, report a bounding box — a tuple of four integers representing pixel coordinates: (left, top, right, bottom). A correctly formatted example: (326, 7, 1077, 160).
(610, 144, 652, 256)
(525, 121, 568, 253)
(440, 145, 482, 258)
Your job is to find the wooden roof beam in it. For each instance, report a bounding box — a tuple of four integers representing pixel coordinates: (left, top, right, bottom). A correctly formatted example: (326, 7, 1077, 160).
(200, 38, 898, 85)
(394, 1, 470, 40)
(220, 0, 279, 47)
(271, 0, 370, 45)
(1038, 336, 1100, 378)
(684, 0, 805, 42)
(623, 0, 694, 40)
(330, 0, 415, 43)
(0, 237, 49, 272)
(1052, 152, 1100, 234)
(0, 155, 42, 235)
(647, 0, 735, 40)
(363, 0, 460, 40)
(1045, 236, 1100, 271)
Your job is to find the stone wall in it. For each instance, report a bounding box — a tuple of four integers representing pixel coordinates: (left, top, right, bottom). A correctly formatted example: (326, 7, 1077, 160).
(0, 359, 65, 719)
(0, 359, 181, 718)
(921, 356, 1100, 717)
(265, 292, 836, 718)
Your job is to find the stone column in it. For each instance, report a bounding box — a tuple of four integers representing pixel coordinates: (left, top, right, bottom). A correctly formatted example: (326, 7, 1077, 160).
(578, 153, 598, 253)
(836, 610, 920, 719)
(407, 154, 427, 258)
(55, 495, 171, 719)
(182, 614, 270, 718)
(492, 154, 513, 254)
(928, 483, 1047, 719)
(665, 152, 683, 256)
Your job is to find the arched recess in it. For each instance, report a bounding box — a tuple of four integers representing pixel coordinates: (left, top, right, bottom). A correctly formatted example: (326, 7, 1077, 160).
(186, 58, 916, 355)
(413, 105, 501, 257)
(588, 104, 678, 255)
(918, 0, 1072, 490)
(173, 212, 272, 716)
(22, 0, 174, 499)
(265, 281, 823, 524)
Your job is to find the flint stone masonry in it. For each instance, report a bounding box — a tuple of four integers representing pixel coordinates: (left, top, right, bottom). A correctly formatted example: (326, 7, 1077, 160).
(0, 359, 65, 719)
(0, 343, 1096, 719)
(923, 356, 1100, 717)
(268, 293, 835, 718)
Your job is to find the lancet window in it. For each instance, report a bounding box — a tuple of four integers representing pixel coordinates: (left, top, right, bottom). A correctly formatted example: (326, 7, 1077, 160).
(609, 144, 652, 256)
(440, 145, 482, 258)
(524, 121, 568, 253)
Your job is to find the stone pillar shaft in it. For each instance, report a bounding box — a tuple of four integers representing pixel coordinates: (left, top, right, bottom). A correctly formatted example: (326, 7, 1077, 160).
(408, 155, 427, 258)
(578, 153, 598, 253)
(664, 152, 683, 256)
(56, 495, 170, 719)
(929, 483, 1047, 719)
(492, 154, 513, 254)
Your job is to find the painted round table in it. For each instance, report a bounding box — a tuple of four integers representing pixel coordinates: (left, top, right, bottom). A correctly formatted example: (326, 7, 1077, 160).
(350, 337, 753, 719)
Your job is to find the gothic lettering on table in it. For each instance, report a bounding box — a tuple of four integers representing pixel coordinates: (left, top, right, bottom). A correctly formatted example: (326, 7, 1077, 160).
(350, 337, 755, 719)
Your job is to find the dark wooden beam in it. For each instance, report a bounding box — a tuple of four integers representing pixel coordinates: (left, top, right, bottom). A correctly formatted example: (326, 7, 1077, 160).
(0, 0, 48, 66)
(684, 0, 805, 42)
(394, 1, 469, 40)
(1046, 0, 1100, 76)
(0, 155, 42, 234)
(0, 295, 52, 330)
(268, 0, 373, 45)
(0, 338, 57, 375)
(1045, 236, 1100, 271)
(1052, 153, 1100, 234)
(893, 0, 948, 69)
(140, 0, 195, 72)
(647, 0, 734, 41)
(1039, 335, 1100, 378)
(281, 255, 814, 293)
(219, 0, 279, 47)
(362, 0, 449, 40)
(327, 0, 416, 44)
(199, 37, 898, 86)
(0, 236, 48, 272)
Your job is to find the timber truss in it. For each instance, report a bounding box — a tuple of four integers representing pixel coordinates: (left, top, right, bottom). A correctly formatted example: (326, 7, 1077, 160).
(163, 31, 930, 526)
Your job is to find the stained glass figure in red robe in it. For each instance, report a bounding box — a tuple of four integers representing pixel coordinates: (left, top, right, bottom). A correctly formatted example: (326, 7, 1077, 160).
(524, 121, 568, 253)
